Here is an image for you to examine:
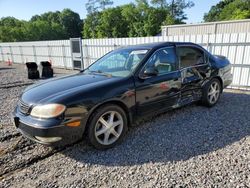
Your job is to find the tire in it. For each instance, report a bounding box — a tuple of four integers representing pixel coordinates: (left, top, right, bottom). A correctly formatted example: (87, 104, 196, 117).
(87, 104, 128, 150)
(201, 78, 221, 107)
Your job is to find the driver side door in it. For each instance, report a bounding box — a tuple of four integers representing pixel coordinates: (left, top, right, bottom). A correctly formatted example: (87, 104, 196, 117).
(135, 46, 182, 116)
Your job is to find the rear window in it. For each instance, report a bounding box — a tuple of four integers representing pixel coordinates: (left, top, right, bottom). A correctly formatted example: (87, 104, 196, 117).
(177, 47, 205, 68)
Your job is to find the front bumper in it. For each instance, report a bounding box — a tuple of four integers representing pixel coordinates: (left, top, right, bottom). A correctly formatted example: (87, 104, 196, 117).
(12, 107, 86, 146)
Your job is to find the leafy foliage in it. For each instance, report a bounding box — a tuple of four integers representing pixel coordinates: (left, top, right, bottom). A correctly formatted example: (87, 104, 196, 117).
(83, 0, 194, 38)
(0, 0, 196, 41)
(0, 9, 82, 42)
(86, 0, 113, 14)
(204, 0, 250, 22)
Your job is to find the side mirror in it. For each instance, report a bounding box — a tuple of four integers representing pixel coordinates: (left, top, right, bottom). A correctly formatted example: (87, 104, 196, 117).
(143, 67, 158, 77)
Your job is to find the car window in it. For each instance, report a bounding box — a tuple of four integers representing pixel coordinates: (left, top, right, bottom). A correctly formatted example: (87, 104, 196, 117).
(97, 53, 126, 69)
(144, 47, 176, 75)
(86, 49, 148, 77)
(177, 47, 205, 69)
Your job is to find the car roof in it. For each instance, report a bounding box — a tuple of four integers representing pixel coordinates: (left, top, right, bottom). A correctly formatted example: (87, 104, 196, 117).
(120, 42, 198, 50)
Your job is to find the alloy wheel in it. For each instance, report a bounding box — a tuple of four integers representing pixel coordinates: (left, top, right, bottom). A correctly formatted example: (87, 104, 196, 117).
(94, 111, 124, 145)
(208, 81, 220, 104)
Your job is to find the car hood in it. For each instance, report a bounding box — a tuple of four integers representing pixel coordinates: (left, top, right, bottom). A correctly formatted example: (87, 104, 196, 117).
(21, 73, 119, 105)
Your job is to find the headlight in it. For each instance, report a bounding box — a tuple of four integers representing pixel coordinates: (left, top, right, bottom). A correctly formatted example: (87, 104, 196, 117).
(30, 104, 66, 118)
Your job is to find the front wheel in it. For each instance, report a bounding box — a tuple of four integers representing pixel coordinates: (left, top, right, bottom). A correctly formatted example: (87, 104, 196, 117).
(87, 105, 128, 150)
(201, 78, 221, 107)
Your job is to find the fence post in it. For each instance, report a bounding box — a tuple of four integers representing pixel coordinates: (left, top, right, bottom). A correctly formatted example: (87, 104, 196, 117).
(238, 33, 248, 87)
(62, 44, 67, 69)
(206, 33, 213, 53)
(219, 34, 224, 55)
(0, 46, 4, 62)
(231, 33, 240, 86)
(9, 46, 14, 63)
(19, 46, 24, 64)
(214, 23, 218, 34)
(47, 45, 51, 61)
(32, 45, 37, 63)
(84, 44, 89, 68)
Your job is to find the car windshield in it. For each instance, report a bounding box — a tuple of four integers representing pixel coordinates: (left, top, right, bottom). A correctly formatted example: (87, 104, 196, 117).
(85, 48, 149, 77)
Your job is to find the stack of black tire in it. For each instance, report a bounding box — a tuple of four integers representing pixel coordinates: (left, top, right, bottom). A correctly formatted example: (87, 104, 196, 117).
(26, 62, 40, 79)
(41, 61, 53, 78)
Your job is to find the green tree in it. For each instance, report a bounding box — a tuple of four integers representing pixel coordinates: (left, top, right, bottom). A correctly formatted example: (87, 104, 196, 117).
(204, 0, 250, 22)
(31, 11, 61, 24)
(0, 9, 83, 42)
(96, 7, 128, 38)
(82, 12, 102, 38)
(83, 0, 194, 38)
(151, 0, 167, 8)
(144, 8, 168, 35)
(169, 0, 194, 22)
(60, 9, 83, 38)
(86, 0, 113, 14)
(22, 20, 66, 41)
(121, 4, 142, 37)
(31, 9, 83, 38)
(203, 0, 234, 22)
(120, 1, 166, 37)
(219, 0, 250, 20)
(0, 17, 26, 42)
(151, 0, 194, 22)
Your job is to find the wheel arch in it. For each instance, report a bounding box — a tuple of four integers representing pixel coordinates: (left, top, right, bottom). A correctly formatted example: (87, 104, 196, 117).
(84, 100, 133, 133)
(212, 76, 223, 92)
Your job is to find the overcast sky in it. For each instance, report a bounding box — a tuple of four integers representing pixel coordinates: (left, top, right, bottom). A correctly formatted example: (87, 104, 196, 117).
(0, 0, 221, 23)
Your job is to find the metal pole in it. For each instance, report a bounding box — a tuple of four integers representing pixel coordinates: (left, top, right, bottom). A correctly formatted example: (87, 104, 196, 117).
(62, 44, 67, 69)
(0, 46, 4, 62)
(206, 33, 212, 52)
(69, 38, 74, 70)
(32, 45, 37, 63)
(225, 34, 232, 89)
(9, 46, 14, 63)
(19, 46, 24, 64)
(231, 33, 240, 87)
(79, 39, 84, 70)
(214, 23, 218, 34)
(48, 45, 51, 61)
(84, 44, 89, 68)
(219, 34, 224, 55)
(247, 66, 250, 90)
(238, 33, 248, 88)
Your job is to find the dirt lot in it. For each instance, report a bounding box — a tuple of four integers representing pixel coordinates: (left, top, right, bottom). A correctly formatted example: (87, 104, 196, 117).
(0, 62, 249, 188)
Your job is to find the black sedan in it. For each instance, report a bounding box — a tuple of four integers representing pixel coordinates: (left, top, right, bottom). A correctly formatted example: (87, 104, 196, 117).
(13, 42, 233, 149)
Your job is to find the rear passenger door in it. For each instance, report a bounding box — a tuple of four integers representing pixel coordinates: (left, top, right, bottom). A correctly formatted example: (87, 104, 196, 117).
(177, 45, 210, 104)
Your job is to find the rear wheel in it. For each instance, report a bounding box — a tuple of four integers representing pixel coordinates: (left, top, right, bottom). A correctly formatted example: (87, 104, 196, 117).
(87, 105, 128, 150)
(201, 78, 221, 107)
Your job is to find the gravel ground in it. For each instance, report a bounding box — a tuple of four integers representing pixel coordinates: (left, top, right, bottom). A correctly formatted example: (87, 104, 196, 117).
(0, 62, 249, 188)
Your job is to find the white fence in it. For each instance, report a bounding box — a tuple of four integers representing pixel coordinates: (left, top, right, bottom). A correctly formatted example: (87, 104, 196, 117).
(0, 33, 250, 90)
(161, 19, 250, 36)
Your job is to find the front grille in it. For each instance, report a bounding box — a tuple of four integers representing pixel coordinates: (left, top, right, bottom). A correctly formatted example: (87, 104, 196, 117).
(18, 100, 30, 115)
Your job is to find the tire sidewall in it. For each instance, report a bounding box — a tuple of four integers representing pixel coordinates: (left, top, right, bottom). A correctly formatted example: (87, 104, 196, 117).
(202, 78, 221, 107)
(88, 105, 128, 150)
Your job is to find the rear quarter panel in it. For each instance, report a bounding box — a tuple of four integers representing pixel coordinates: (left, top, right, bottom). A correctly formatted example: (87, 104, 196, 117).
(210, 55, 233, 88)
